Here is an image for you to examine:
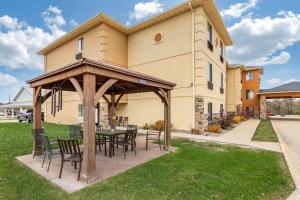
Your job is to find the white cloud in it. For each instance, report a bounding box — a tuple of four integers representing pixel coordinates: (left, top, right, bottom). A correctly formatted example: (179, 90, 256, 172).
(0, 6, 66, 71)
(221, 0, 259, 20)
(227, 11, 300, 66)
(69, 19, 78, 27)
(267, 78, 281, 86)
(0, 72, 18, 86)
(126, 0, 163, 26)
(42, 5, 66, 37)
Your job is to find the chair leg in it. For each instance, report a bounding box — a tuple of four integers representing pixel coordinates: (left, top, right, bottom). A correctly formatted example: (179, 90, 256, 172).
(146, 136, 148, 151)
(41, 151, 46, 168)
(158, 137, 161, 150)
(104, 142, 107, 156)
(74, 161, 77, 170)
(47, 155, 52, 172)
(123, 145, 126, 159)
(134, 141, 137, 155)
(59, 160, 64, 179)
(77, 161, 82, 181)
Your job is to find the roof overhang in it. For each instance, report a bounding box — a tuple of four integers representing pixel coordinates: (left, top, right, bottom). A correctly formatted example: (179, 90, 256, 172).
(38, 0, 232, 55)
(27, 58, 176, 94)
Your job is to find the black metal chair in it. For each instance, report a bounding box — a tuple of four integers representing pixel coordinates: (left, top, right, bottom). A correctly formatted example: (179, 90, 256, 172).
(146, 128, 162, 151)
(68, 125, 83, 142)
(57, 139, 83, 181)
(122, 117, 128, 126)
(41, 134, 59, 172)
(118, 129, 138, 158)
(117, 116, 123, 126)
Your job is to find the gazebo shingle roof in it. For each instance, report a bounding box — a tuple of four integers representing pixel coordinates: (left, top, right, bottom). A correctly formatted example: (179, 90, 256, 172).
(260, 81, 300, 93)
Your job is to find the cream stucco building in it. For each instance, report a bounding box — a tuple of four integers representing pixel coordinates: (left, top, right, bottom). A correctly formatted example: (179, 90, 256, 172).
(39, 0, 233, 132)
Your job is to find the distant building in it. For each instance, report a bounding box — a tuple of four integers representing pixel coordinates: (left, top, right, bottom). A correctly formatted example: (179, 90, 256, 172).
(0, 86, 33, 118)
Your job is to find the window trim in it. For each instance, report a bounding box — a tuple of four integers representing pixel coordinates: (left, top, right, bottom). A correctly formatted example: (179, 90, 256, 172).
(208, 102, 213, 121)
(246, 71, 254, 81)
(246, 89, 254, 100)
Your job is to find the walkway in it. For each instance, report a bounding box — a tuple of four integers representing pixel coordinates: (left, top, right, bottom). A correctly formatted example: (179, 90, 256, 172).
(272, 120, 300, 200)
(172, 119, 281, 152)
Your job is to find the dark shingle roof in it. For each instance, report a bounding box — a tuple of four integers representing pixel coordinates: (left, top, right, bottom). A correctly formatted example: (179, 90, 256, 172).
(260, 81, 300, 93)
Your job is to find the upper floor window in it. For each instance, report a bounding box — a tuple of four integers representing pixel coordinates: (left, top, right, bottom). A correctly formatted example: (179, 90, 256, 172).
(246, 89, 254, 100)
(207, 22, 213, 51)
(78, 37, 84, 52)
(246, 72, 254, 80)
(221, 72, 224, 88)
(208, 63, 213, 83)
(220, 41, 224, 63)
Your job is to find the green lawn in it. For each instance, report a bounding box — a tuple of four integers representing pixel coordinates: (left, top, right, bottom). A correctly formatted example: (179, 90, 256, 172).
(252, 120, 279, 142)
(0, 122, 294, 200)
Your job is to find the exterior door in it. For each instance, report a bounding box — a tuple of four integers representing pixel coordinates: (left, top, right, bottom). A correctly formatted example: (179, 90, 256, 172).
(246, 106, 254, 117)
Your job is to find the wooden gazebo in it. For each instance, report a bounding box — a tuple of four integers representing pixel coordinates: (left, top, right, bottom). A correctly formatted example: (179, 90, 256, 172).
(27, 58, 175, 182)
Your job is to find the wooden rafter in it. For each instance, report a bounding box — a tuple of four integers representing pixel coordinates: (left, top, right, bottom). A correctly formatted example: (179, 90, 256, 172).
(94, 79, 118, 106)
(115, 94, 125, 106)
(41, 90, 52, 104)
(69, 77, 84, 103)
(159, 88, 169, 107)
(33, 86, 42, 106)
(102, 95, 111, 105)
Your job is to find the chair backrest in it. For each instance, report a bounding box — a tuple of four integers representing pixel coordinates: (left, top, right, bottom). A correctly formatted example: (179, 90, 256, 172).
(68, 125, 82, 140)
(123, 117, 128, 121)
(118, 116, 123, 122)
(127, 125, 137, 130)
(126, 128, 138, 141)
(95, 124, 104, 132)
(41, 134, 52, 157)
(32, 128, 45, 142)
(57, 139, 81, 157)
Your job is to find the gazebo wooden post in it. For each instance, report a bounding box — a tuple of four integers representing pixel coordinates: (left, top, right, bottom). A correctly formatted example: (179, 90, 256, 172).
(33, 86, 42, 155)
(163, 89, 171, 149)
(82, 73, 96, 182)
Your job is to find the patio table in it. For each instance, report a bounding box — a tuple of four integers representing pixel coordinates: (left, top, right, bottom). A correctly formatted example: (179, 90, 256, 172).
(96, 130, 127, 158)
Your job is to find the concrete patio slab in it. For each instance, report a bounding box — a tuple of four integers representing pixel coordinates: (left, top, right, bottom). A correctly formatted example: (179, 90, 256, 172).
(16, 136, 168, 193)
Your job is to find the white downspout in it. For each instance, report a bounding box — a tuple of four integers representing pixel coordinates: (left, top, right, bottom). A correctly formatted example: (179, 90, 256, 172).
(189, 0, 195, 128)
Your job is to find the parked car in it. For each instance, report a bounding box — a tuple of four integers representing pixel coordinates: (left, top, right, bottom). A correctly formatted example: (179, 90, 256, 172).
(266, 111, 273, 117)
(18, 109, 33, 122)
(18, 110, 45, 123)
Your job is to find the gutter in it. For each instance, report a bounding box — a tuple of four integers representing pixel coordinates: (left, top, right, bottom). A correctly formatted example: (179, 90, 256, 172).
(189, 0, 195, 128)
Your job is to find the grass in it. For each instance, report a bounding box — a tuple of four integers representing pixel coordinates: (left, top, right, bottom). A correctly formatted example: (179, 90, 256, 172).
(252, 120, 279, 142)
(0, 122, 294, 200)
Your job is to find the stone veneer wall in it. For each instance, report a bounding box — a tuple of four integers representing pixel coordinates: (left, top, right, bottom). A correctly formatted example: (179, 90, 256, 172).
(260, 95, 267, 119)
(195, 96, 208, 133)
(99, 98, 109, 127)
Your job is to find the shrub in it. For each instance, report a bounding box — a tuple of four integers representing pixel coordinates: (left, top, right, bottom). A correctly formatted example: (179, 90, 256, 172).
(152, 120, 164, 131)
(232, 115, 241, 123)
(240, 115, 247, 121)
(207, 123, 222, 133)
(218, 118, 232, 129)
(143, 123, 150, 130)
(191, 128, 200, 135)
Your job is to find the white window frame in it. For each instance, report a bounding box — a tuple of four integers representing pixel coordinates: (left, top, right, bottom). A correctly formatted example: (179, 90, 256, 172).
(246, 72, 254, 81)
(78, 37, 84, 52)
(208, 63, 213, 83)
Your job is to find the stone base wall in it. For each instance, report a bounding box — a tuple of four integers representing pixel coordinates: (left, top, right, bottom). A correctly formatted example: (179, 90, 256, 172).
(260, 95, 267, 119)
(99, 98, 109, 127)
(195, 96, 208, 134)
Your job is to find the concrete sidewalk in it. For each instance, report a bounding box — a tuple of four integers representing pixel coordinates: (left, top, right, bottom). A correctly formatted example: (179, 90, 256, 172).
(172, 119, 281, 153)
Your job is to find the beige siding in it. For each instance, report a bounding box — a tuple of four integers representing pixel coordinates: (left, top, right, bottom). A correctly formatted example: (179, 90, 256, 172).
(226, 67, 242, 112)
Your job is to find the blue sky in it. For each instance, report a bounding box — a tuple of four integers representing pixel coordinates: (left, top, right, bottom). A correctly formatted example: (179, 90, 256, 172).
(0, 0, 299, 102)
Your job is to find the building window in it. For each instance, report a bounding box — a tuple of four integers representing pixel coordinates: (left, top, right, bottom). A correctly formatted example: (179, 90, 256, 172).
(220, 72, 224, 94)
(246, 72, 254, 80)
(208, 63, 213, 90)
(78, 37, 84, 51)
(246, 89, 254, 100)
(220, 40, 224, 63)
(208, 102, 213, 121)
(207, 22, 213, 51)
(78, 104, 83, 117)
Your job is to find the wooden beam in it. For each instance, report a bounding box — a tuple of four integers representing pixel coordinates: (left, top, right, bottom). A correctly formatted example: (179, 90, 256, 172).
(94, 79, 118, 106)
(33, 86, 42, 106)
(159, 88, 169, 107)
(82, 73, 96, 182)
(102, 95, 111, 105)
(69, 77, 84, 103)
(152, 90, 164, 102)
(114, 84, 128, 91)
(41, 90, 52, 104)
(109, 94, 116, 129)
(115, 94, 125, 106)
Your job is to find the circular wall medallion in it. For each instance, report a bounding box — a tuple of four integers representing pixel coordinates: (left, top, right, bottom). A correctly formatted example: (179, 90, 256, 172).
(154, 33, 162, 43)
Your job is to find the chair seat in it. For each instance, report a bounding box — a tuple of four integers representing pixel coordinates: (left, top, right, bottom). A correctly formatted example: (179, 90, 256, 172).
(65, 153, 83, 162)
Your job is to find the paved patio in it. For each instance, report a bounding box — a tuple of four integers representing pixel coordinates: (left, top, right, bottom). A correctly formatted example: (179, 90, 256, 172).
(17, 135, 168, 193)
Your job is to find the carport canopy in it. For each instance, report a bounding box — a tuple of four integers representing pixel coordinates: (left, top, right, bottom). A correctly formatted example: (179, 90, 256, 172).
(258, 81, 300, 118)
(27, 58, 176, 182)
